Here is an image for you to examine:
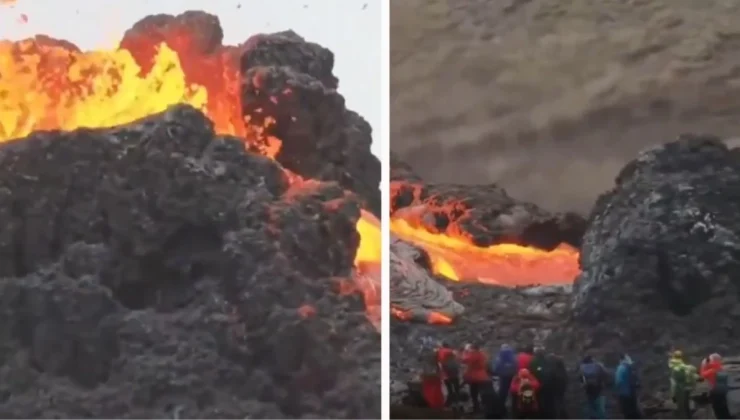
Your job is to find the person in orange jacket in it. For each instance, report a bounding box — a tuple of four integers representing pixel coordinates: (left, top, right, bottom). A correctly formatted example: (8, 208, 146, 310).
(435, 342, 461, 407)
(462, 343, 489, 413)
(700, 353, 732, 419)
(510, 368, 541, 419)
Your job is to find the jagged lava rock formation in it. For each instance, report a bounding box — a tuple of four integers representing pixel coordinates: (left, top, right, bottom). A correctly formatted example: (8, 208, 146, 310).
(0, 106, 379, 419)
(551, 135, 740, 415)
(126, 12, 381, 215)
(242, 46, 381, 216)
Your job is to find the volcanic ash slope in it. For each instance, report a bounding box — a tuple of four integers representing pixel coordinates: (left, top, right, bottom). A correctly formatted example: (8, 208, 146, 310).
(391, 0, 740, 214)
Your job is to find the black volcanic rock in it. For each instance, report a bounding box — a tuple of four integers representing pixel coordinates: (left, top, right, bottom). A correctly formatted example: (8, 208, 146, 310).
(242, 30, 338, 89)
(573, 134, 740, 329)
(547, 134, 740, 416)
(390, 152, 421, 183)
(0, 105, 380, 419)
(241, 37, 380, 216)
(390, 158, 586, 250)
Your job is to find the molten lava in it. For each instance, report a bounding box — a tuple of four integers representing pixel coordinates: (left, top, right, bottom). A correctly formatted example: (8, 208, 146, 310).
(390, 203, 580, 286)
(0, 39, 246, 143)
(354, 211, 382, 329)
(0, 32, 380, 323)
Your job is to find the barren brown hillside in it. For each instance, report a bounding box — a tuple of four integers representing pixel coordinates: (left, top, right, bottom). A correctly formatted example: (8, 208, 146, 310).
(391, 0, 740, 213)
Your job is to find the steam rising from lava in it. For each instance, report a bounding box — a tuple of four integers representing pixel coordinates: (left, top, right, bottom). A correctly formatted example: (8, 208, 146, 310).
(0, 13, 380, 326)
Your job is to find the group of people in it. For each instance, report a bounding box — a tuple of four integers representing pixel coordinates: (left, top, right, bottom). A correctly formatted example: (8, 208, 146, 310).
(668, 350, 733, 419)
(421, 342, 734, 419)
(428, 342, 571, 418)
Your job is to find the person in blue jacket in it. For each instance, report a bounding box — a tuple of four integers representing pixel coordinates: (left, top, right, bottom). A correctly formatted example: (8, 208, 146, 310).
(492, 343, 519, 414)
(614, 354, 642, 419)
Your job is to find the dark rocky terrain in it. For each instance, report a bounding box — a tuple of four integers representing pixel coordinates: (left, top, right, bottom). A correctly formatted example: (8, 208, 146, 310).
(390, 136, 740, 418)
(552, 135, 740, 417)
(0, 12, 380, 419)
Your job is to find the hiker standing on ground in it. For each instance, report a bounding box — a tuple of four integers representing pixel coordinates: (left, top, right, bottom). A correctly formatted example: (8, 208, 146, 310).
(480, 370, 505, 419)
(462, 343, 490, 414)
(580, 355, 609, 419)
(510, 368, 541, 419)
(492, 343, 518, 416)
(700, 353, 732, 419)
(614, 354, 642, 419)
(668, 350, 698, 419)
(547, 352, 570, 419)
(435, 342, 461, 408)
(528, 346, 554, 418)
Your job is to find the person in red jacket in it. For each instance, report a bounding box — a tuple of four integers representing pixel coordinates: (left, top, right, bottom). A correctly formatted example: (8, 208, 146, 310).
(462, 343, 489, 413)
(517, 344, 535, 370)
(700, 353, 732, 419)
(510, 368, 541, 419)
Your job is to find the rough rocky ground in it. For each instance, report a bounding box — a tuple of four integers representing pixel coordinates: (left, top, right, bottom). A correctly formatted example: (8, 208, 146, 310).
(0, 105, 380, 419)
(391, 0, 740, 214)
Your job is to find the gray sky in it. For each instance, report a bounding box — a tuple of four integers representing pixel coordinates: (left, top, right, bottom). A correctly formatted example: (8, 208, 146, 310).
(0, 0, 381, 156)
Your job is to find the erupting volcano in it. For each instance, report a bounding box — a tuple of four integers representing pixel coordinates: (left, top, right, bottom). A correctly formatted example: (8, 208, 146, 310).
(389, 159, 584, 287)
(0, 11, 381, 324)
(0, 11, 380, 419)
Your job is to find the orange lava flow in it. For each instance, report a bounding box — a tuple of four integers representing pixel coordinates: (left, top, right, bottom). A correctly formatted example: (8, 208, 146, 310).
(354, 210, 381, 330)
(390, 216, 580, 286)
(0, 36, 381, 320)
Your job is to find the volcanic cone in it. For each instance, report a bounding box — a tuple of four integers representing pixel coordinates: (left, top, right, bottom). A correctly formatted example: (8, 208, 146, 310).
(0, 11, 380, 419)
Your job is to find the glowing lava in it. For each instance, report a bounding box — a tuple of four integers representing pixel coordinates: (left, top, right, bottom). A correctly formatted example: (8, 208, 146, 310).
(390, 199, 580, 286)
(0, 34, 380, 322)
(0, 38, 246, 142)
(354, 211, 382, 329)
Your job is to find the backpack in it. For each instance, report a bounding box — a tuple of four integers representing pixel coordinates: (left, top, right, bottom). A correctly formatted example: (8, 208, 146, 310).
(581, 362, 604, 396)
(714, 369, 729, 394)
(518, 381, 538, 412)
(496, 358, 518, 378)
(672, 364, 689, 390)
(552, 357, 569, 391)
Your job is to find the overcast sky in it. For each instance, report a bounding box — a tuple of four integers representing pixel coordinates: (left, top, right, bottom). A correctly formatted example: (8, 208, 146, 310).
(0, 0, 382, 156)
